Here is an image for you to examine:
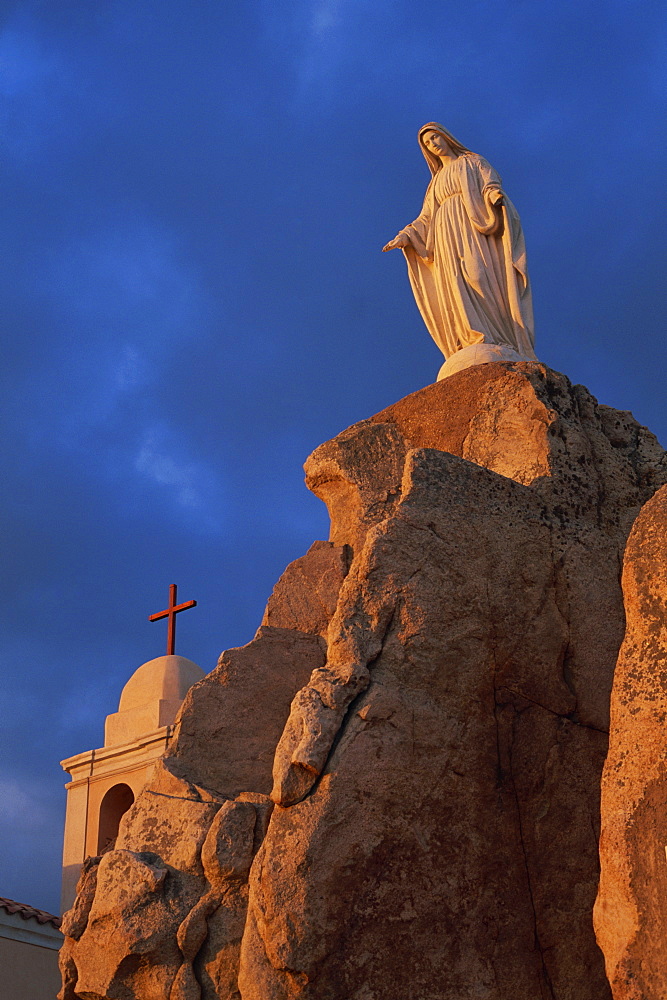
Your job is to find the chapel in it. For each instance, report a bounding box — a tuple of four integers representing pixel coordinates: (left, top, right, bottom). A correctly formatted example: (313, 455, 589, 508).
(60, 652, 204, 911)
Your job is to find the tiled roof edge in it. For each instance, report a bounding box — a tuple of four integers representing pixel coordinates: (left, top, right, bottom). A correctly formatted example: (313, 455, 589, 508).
(0, 896, 61, 928)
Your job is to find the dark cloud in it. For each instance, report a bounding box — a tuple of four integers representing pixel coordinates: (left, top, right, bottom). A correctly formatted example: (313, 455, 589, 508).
(1, 0, 665, 914)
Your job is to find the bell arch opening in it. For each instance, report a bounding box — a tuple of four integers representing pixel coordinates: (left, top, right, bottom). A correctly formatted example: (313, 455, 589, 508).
(97, 783, 134, 854)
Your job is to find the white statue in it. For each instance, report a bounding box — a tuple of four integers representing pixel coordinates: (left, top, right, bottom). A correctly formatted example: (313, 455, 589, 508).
(383, 122, 537, 379)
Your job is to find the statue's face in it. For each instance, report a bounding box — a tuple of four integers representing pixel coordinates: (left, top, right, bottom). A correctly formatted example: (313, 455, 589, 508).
(423, 130, 451, 157)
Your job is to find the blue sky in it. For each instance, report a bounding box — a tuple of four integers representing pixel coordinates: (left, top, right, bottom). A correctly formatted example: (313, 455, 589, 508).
(1, 0, 665, 915)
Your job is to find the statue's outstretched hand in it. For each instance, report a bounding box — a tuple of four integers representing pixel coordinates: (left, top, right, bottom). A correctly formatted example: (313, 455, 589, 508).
(382, 233, 410, 252)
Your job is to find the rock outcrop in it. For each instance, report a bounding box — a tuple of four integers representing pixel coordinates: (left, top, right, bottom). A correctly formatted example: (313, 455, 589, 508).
(60, 362, 667, 1000)
(594, 484, 667, 999)
(59, 540, 347, 1000)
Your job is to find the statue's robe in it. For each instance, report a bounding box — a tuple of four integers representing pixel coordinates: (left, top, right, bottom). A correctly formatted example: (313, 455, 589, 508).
(401, 153, 536, 361)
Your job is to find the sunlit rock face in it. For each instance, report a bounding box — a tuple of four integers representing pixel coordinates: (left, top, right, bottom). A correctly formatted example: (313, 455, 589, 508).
(60, 362, 667, 1000)
(595, 484, 667, 1000)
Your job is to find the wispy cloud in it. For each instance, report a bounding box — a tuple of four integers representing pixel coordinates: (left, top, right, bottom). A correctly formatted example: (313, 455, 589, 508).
(12, 212, 209, 446)
(114, 344, 147, 391)
(46, 214, 204, 338)
(310, 0, 344, 35)
(258, 0, 353, 105)
(0, 777, 50, 830)
(0, 25, 57, 97)
(136, 429, 199, 508)
(134, 424, 223, 529)
(0, 17, 71, 163)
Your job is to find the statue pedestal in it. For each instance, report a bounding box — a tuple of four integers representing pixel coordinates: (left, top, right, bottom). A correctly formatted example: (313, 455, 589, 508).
(437, 342, 535, 380)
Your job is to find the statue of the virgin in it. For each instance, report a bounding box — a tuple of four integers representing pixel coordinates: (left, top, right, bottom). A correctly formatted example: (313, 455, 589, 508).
(383, 122, 537, 379)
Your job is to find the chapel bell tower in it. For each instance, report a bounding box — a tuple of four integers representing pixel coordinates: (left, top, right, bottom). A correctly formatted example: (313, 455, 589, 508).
(59, 586, 204, 912)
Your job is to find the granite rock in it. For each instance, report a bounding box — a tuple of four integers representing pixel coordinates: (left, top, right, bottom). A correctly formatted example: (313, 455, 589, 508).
(61, 362, 667, 999)
(595, 484, 667, 999)
(167, 626, 326, 799)
(244, 364, 666, 1000)
(248, 447, 609, 998)
(261, 540, 350, 638)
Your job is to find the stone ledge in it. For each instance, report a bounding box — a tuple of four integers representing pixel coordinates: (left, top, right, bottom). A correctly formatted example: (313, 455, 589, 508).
(61, 725, 175, 784)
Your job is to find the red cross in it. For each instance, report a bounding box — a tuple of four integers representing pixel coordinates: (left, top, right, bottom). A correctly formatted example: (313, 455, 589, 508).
(148, 584, 197, 656)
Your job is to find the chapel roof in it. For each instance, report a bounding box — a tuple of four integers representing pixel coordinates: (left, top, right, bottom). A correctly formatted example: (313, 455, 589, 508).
(0, 896, 61, 928)
(117, 654, 205, 713)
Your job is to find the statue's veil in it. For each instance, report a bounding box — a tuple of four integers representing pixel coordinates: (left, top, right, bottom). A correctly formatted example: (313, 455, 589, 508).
(418, 122, 472, 176)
